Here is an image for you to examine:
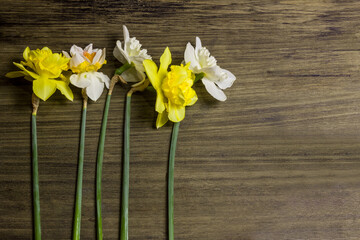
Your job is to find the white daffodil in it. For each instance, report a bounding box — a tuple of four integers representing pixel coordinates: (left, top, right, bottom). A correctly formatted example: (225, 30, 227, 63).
(113, 25, 151, 83)
(63, 44, 110, 101)
(184, 37, 236, 101)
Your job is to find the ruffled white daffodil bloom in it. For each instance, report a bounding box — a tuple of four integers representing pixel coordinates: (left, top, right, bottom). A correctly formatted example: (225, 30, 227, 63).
(63, 44, 110, 101)
(184, 37, 236, 101)
(113, 25, 151, 83)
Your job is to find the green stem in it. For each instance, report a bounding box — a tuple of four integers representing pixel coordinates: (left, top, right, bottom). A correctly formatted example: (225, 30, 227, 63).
(194, 72, 205, 83)
(168, 122, 180, 240)
(115, 63, 132, 76)
(72, 104, 87, 240)
(96, 94, 111, 240)
(120, 92, 132, 240)
(32, 113, 41, 240)
(95, 63, 130, 240)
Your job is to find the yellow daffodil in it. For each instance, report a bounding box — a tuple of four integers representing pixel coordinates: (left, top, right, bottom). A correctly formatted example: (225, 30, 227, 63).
(63, 44, 110, 101)
(6, 47, 73, 101)
(143, 47, 198, 128)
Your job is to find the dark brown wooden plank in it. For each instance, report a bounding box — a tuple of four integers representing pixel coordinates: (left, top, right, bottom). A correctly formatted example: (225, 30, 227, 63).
(1, 0, 360, 239)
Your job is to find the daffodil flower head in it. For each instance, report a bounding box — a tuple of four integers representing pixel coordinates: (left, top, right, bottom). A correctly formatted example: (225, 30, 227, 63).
(113, 25, 152, 83)
(6, 46, 73, 101)
(184, 37, 236, 101)
(143, 47, 198, 129)
(63, 44, 110, 101)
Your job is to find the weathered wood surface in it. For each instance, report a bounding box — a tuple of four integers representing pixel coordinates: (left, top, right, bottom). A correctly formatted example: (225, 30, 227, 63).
(1, 0, 360, 239)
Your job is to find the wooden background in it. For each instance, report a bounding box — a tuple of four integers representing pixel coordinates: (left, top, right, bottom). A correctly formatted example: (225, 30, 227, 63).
(1, 0, 360, 239)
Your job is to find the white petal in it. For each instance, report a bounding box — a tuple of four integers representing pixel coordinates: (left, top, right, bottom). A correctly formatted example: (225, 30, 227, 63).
(62, 51, 71, 59)
(123, 25, 130, 42)
(202, 78, 227, 101)
(95, 72, 110, 89)
(216, 69, 236, 89)
(202, 66, 223, 82)
(123, 26, 131, 54)
(92, 49, 102, 64)
(121, 67, 142, 82)
(70, 73, 92, 88)
(70, 45, 83, 56)
(131, 58, 146, 73)
(84, 43, 93, 53)
(195, 37, 202, 52)
(70, 53, 85, 68)
(99, 48, 106, 65)
(184, 42, 200, 71)
(113, 40, 130, 64)
(122, 47, 132, 64)
(184, 42, 194, 63)
(130, 51, 152, 73)
(85, 73, 105, 101)
(113, 41, 124, 61)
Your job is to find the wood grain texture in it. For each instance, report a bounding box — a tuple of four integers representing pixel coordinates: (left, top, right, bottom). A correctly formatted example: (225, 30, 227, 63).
(1, 0, 360, 239)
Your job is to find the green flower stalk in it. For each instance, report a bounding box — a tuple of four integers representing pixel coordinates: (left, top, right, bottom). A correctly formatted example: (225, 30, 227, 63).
(72, 92, 87, 240)
(96, 93, 110, 240)
(31, 94, 41, 240)
(121, 92, 131, 240)
(119, 80, 149, 240)
(95, 67, 129, 240)
(168, 122, 180, 240)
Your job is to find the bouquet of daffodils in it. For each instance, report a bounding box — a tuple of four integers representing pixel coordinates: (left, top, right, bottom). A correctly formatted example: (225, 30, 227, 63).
(6, 26, 235, 240)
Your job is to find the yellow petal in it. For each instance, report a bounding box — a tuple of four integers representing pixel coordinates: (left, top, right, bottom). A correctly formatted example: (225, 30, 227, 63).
(156, 111, 169, 129)
(33, 78, 57, 101)
(41, 46, 52, 53)
(20, 60, 36, 72)
(167, 101, 185, 122)
(158, 47, 171, 81)
(55, 80, 74, 101)
(13, 62, 39, 79)
(40, 53, 69, 78)
(143, 59, 160, 90)
(23, 47, 30, 61)
(155, 90, 166, 113)
(5, 71, 26, 78)
(186, 88, 198, 106)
